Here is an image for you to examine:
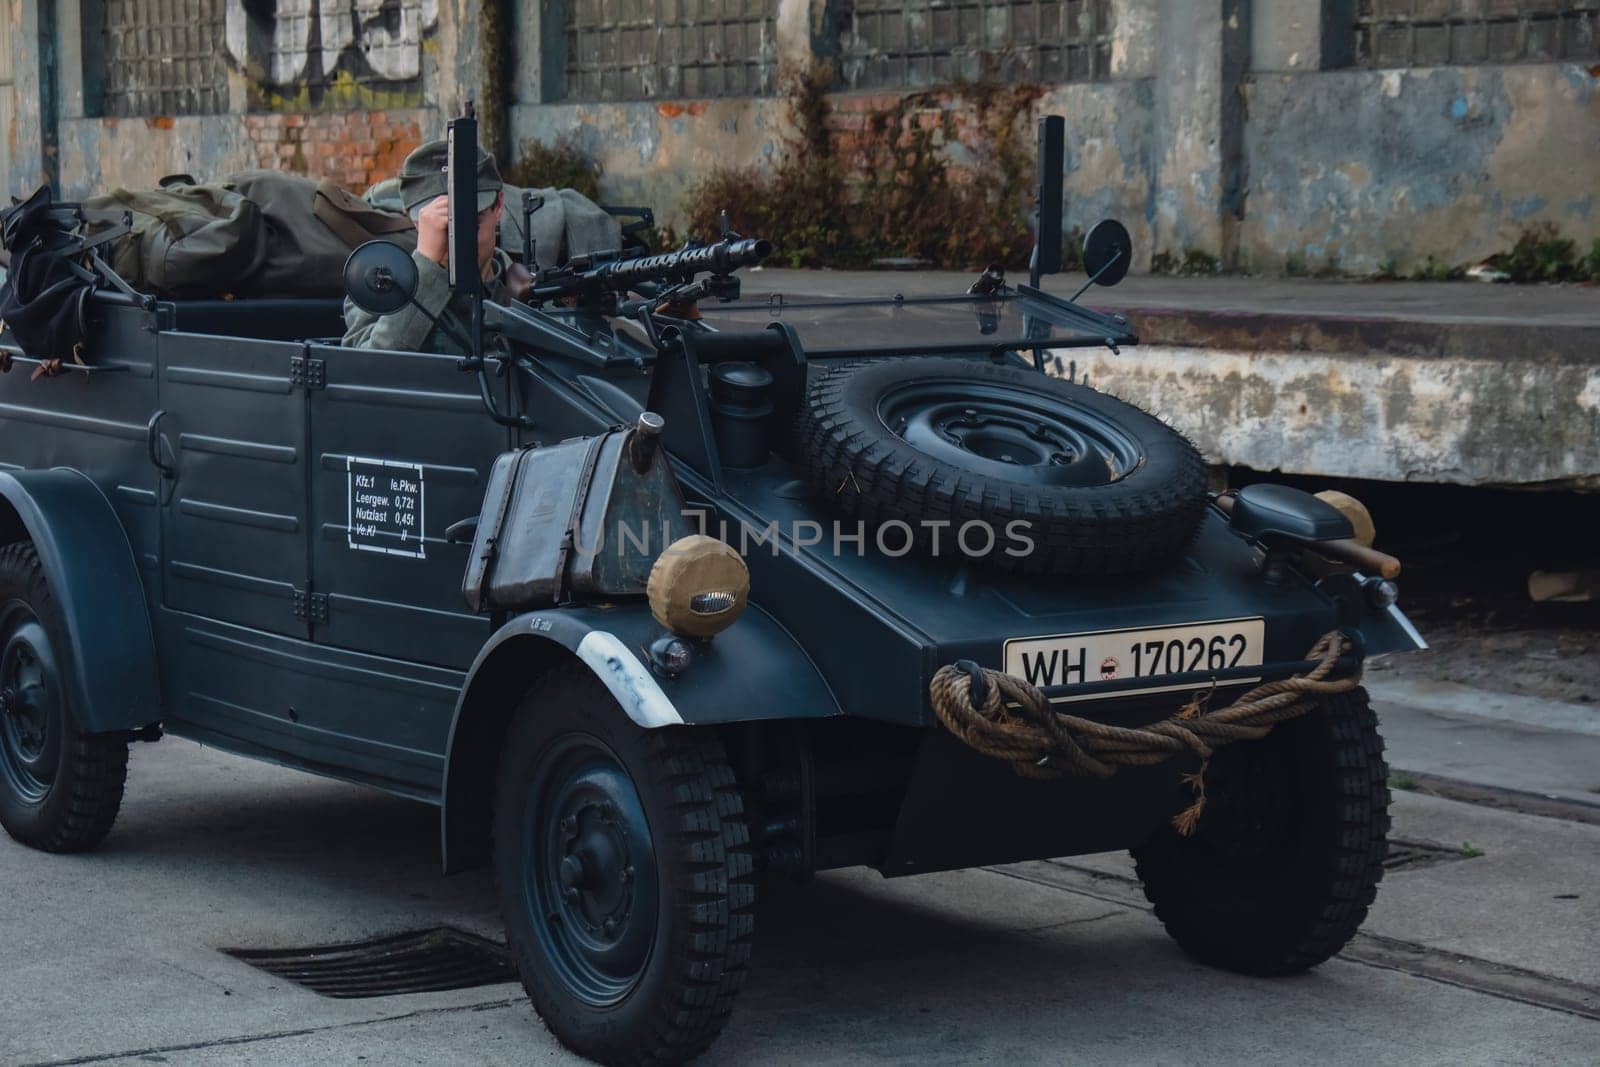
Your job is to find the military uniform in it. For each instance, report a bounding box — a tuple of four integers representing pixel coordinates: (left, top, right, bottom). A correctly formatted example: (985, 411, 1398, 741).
(341, 249, 515, 355)
(342, 140, 506, 355)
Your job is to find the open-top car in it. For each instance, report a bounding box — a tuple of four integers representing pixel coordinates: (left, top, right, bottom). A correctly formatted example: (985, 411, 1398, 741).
(0, 114, 1424, 1064)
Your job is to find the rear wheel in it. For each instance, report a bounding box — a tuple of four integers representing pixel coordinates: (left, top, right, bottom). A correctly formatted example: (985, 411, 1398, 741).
(0, 542, 129, 852)
(493, 665, 754, 1066)
(1131, 688, 1389, 975)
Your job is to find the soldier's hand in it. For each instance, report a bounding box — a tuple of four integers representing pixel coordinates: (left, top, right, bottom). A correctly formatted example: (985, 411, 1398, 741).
(504, 261, 533, 301)
(416, 197, 449, 268)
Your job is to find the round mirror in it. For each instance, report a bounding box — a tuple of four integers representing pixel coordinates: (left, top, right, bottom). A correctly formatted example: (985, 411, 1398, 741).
(1081, 219, 1132, 288)
(343, 240, 418, 315)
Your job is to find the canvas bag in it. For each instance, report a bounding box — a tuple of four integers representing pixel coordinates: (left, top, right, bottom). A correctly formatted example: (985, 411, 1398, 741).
(83, 179, 266, 296)
(227, 171, 416, 297)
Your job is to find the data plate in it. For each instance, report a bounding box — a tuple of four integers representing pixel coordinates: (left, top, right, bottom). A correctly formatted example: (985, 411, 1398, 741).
(1003, 618, 1265, 702)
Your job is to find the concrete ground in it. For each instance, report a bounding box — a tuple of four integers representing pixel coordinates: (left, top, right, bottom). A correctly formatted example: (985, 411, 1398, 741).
(2, 678, 1597, 1066)
(749, 268, 1600, 330)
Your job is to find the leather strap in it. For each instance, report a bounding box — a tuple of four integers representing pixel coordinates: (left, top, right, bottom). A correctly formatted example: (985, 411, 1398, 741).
(552, 432, 611, 606)
(473, 448, 527, 612)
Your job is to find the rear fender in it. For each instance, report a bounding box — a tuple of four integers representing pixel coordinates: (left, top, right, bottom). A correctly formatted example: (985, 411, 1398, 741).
(0, 469, 162, 732)
(440, 600, 840, 871)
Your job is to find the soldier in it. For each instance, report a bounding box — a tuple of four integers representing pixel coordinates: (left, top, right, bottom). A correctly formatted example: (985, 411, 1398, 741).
(342, 140, 529, 353)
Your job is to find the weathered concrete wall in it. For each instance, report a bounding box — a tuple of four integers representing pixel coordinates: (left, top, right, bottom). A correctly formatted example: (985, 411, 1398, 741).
(511, 96, 796, 229)
(1031, 80, 1160, 270)
(1075, 347, 1600, 490)
(505, 0, 1176, 254)
(1241, 63, 1600, 276)
(9, 0, 1600, 276)
(501, 0, 1600, 275)
(53, 110, 432, 198)
(1148, 0, 1247, 265)
(9, 0, 469, 200)
(4, 0, 46, 193)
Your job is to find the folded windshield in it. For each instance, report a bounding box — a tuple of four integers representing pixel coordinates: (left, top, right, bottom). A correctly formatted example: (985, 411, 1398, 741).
(696, 285, 1136, 357)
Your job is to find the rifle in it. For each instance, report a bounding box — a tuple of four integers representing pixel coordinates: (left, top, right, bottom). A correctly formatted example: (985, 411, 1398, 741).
(527, 236, 772, 313)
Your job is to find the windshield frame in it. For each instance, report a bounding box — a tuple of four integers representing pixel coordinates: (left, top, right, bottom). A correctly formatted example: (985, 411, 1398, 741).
(693, 284, 1137, 358)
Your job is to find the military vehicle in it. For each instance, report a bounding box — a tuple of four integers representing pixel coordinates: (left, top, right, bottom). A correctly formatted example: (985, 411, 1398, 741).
(0, 114, 1423, 1064)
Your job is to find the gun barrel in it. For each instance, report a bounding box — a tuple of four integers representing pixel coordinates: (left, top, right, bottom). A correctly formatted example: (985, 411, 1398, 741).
(598, 237, 771, 288)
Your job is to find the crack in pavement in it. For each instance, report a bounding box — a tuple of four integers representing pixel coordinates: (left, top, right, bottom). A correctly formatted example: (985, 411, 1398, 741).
(23, 853, 1593, 1065)
(1389, 770, 1600, 827)
(985, 861, 1600, 1023)
(1020, 908, 1124, 934)
(19, 996, 526, 1067)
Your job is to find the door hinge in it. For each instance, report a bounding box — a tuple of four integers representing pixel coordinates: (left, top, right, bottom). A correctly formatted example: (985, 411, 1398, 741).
(292, 590, 330, 623)
(290, 355, 326, 390)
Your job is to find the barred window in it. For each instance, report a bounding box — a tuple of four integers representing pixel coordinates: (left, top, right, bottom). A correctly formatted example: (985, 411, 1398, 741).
(838, 0, 1114, 90)
(554, 0, 780, 102)
(1355, 0, 1600, 68)
(90, 0, 230, 116)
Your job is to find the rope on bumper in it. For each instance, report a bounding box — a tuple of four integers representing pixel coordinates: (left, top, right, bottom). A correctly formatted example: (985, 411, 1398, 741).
(928, 631, 1361, 835)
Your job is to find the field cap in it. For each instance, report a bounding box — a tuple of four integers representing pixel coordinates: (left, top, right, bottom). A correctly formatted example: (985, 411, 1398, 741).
(399, 139, 503, 220)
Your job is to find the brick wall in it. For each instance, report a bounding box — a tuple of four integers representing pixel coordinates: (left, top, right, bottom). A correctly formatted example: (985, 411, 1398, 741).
(823, 91, 1031, 178)
(242, 110, 425, 192)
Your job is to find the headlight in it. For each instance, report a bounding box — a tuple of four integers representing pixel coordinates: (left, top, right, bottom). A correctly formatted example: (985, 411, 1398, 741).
(1315, 489, 1376, 547)
(647, 535, 750, 639)
(1364, 576, 1400, 609)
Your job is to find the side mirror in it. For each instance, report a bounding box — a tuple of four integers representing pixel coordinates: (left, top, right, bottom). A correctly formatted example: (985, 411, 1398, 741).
(343, 240, 418, 315)
(1082, 219, 1132, 288)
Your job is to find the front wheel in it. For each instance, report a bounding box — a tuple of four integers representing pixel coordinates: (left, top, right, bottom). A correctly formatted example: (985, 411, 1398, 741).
(493, 665, 755, 1066)
(0, 542, 129, 852)
(1131, 688, 1390, 975)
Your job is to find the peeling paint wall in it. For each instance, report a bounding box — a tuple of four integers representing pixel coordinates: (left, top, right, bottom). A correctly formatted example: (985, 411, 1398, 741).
(503, 0, 1599, 272)
(5, 0, 46, 192)
(7, 0, 1600, 274)
(511, 97, 797, 229)
(9, 0, 459, 200)
(1072, 347, 1600, 489)
(1242, 63, 1600, 275)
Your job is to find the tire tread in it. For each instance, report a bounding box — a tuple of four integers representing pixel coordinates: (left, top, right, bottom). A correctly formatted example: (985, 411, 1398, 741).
(0, 542, 128, 854)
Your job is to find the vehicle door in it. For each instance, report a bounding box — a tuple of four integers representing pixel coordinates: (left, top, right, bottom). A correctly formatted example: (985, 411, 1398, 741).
(157, 333, 311, 638)
(303, 342, 511, 668)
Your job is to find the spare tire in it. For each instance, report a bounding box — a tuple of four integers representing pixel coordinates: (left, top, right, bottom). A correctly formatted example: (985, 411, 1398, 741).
(794, 357, 1207, 576)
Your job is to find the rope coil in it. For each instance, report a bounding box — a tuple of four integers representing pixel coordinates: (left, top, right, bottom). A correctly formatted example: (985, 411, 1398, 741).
(928, 631, 1361, 834)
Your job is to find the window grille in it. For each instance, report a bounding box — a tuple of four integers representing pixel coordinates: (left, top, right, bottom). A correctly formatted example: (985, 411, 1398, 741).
(1354, 0, 1599, 68)
(837, 0, 1114, 90)
(557, 0, 780, 101)
(97, 0, 230, 116)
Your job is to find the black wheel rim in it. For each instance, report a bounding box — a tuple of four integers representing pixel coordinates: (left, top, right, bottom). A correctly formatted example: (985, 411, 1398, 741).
(0, 601, 63, 804)
(877, 381, 1144, 487)
(520, 734, 660, 1007)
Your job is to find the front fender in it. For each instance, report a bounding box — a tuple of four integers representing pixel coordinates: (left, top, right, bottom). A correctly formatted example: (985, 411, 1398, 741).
(1317, 572, 1430, 657)
(0, 469, 162, 732)
(472, 601, 842, 728)
(440, 600, 840, 871)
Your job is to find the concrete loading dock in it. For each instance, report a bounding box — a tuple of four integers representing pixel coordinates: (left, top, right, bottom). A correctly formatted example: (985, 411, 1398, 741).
(752, 269, 1600, 491)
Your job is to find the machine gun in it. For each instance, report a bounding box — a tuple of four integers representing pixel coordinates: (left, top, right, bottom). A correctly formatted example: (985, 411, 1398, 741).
(526, 236, 772, 314)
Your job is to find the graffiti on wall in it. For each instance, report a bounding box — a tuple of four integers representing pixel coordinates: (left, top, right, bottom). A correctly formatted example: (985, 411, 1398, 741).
(224, 0, 438, 109)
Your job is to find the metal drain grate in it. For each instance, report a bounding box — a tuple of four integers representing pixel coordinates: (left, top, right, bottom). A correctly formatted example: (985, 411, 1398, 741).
(224, 927, 517, 999)
(1384, 837, 1473, 872)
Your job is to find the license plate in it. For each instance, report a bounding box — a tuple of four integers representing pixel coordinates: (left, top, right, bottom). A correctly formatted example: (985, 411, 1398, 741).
(1003, 618, 1265, 702)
